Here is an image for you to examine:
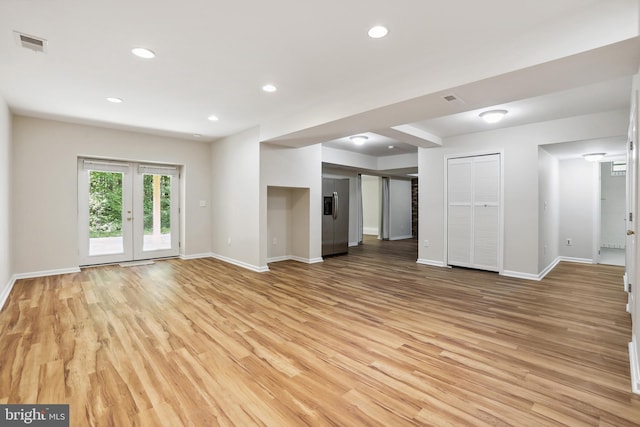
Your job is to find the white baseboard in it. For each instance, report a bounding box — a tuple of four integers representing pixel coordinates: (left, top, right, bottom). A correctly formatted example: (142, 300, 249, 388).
(267, 255, 324, 264)
(348, 241, 359, 247)
(363, 228, 379, 236)
(537, 257, 562, 281)
(501, 270, 541, 281)
(558, 256, 593, 264)
(416, 258, 446, 268)
(12, 267, 81, 280)
(180, 252, 214, 260)
(210, 253, 269, 273)
(1, 267, 81, 312)
(390, 235, 414, 241)
(0, 275, 17, 312)
(629, 340, 640, 394)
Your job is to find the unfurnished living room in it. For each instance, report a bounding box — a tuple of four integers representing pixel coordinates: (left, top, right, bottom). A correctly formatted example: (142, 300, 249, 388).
(2, 1, 640, 426)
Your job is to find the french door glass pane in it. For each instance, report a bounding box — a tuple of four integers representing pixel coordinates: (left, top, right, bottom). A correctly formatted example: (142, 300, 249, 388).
(88, 171, 124, 256)
(143, 174, 172, 251)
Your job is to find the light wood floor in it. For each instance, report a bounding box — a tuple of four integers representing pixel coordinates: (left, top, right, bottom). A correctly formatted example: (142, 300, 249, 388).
(2, 237, 640, 426)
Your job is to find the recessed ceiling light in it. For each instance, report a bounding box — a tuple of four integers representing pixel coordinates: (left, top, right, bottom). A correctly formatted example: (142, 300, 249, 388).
(350, 135, 368, 145)
(106, 97, 123, 103)
(193, 134, 202, 138)
(262, 84, 277, 93)
(131, 47, 155, 59)
(583, 153, 606, 162)
(368, 26, 388, 39)
(207, 115, 219, 122)
(479, 109, 508, 124)
(388, 145, 395, 149)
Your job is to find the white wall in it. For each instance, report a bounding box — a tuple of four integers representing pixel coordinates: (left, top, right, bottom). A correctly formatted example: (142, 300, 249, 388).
(267, 187, 292, 261)
(361, 175, 380, 235)
(211, 127, 262, 270)
(558, 159, 598, 261)
(389, 178, 413, 240)
(601, 162, 626, 248)
(266, 187, 311, 262)
(0, 97, 11, 308)
(261, 143, 322, 266)
(419, 109, 628, 277)
(11, 116, 212, 275)
(538, 147, 560, 272)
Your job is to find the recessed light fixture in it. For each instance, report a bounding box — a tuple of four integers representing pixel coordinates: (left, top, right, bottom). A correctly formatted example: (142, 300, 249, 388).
(106, 97, 123, 103)
(388, 145, 395, 149)
(262, 84, 277, 93)
(479, 109, 507, 124)
(350, 135, 368, 145)
(207, 115, 219, 122)
(131, 47, 155, 59)
(193, 134, 202, 138)
(368, 25, 388, 39)
(583, 153, 606, 162)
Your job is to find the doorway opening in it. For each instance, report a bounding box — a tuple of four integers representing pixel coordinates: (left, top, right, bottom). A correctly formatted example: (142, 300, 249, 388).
(599, 160, 626, 266)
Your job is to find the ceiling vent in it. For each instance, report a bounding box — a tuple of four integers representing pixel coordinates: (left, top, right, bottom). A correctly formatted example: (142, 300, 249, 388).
(14, 31, 47, 53)
(442, 93, 465, 105)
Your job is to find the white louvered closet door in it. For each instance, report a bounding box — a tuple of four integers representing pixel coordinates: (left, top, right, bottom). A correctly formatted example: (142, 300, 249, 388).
(447, 154, 500, 271)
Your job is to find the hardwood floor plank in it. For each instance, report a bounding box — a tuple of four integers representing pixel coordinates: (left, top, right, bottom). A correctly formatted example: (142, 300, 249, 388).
(1, 237, 640, 425)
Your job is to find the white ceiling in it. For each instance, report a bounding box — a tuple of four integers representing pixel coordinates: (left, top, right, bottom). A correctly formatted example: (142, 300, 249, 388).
(0, 0, 638, 158)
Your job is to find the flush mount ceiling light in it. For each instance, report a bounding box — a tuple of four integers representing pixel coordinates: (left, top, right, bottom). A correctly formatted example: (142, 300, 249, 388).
(262, 84, 277, 93)
(368, 25, 388, 39)
(207, 114, 219, 122)
(479, 109, 508, 124)
(583, 153, 606, 162)
(350, 135, 368, 145)
(106, 97, 123, 103)
(131, 47, 155, 59)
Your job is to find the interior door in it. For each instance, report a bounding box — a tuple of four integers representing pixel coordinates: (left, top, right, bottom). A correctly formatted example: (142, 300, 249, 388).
(447, 154, 501, 271)
(78, 159, 180, 265)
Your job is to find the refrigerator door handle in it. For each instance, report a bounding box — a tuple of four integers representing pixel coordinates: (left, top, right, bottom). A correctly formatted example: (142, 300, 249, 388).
(333, 191, 339, 220)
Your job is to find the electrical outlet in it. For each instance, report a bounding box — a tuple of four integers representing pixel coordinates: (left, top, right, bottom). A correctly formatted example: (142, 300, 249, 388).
(424, 240, 429, 247)
(227, 237, 231, 246)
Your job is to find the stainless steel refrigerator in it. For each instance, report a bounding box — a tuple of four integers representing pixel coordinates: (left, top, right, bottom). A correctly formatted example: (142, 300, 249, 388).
(322, 178, 350, 257)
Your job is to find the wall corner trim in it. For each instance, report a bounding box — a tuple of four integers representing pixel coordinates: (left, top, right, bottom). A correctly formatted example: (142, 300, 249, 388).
(210, 253, 269, 273)
(416, 259, 447, 268)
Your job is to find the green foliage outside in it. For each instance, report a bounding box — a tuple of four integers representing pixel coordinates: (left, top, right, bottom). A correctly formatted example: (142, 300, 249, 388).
(143, 174, 171, 235)
(89, 171, 171, 238)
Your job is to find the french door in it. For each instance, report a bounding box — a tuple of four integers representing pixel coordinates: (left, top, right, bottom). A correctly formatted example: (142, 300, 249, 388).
(78, 159, 180, 265)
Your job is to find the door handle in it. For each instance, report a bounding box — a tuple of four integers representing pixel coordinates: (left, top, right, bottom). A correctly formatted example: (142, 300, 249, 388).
(628, 230, 635, 235)
(333, 191, 339, 220)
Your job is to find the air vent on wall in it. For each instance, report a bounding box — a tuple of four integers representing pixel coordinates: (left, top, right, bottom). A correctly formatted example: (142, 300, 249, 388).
(14, 31, 47, 53)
